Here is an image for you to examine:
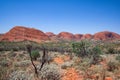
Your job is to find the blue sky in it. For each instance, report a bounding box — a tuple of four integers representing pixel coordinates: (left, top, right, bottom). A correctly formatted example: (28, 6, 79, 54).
(0, 0, 120, 34)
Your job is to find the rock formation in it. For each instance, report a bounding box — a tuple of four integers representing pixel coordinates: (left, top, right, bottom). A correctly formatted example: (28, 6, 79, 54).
(74, 34, 83, 40)
(0, 26, 120, 42)
(0, 26, 50, 43)
(45, 32, 56, 37)
(81, 34, 93, 39)
(57, 32, 75, 40)
(93, 31, 120, 40)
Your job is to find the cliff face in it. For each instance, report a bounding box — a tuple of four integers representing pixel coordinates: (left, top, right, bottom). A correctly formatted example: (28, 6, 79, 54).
(93, 31, 120, 40)
(0, 26, 50, 43)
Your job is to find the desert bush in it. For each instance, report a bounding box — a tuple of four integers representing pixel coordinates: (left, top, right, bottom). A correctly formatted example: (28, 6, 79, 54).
(61, 61, 74, 69)
(107, 61, 119, 72)
(116, 55, 120, 62)
(14, 60, 31, 67)
(90, 46, 103, 65)
(31, 50, 40, 60)
(9, 71, 33, 80)
(0, 59, 10, 67)
(0, 66, 8, 80)
(8, 51, 17, 58)
(107, 47, 117, 54)
(71, 40, 91, 58)
(77, 58, 90, 69)
(39, 64, 62, 80)
(19, 53, 25, 58)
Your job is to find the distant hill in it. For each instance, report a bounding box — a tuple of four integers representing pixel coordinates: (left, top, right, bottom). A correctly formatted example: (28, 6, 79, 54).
(94, 31, 120, 40)
(0, 26, 120, 42)
(0, 26, 50, 43)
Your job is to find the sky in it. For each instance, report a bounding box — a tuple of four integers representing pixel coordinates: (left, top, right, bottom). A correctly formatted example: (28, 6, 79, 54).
(0, 0, 120, 34)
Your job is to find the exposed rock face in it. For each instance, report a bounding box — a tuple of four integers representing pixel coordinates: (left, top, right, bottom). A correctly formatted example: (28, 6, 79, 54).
(0, 26, 50, 43)
(45, 32, 56, 37)
(94, 31, 120, 40)
(57, 32, 75, 40)
(74, 34, 83, 40)
(81, 34, 93, 39)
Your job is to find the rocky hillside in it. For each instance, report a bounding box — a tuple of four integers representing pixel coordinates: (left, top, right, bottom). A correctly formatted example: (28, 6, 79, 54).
(81, 34, 93, 39)
(0, 26, 50, 43)
(57, 32, 75, 40)
(0, 26, 120, 42)
(94, 31, 120, 40)
(74, 34, 83, 40)
(45, 32, 56, 37)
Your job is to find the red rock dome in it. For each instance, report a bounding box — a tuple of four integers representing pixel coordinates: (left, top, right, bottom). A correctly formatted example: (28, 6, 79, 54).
(0, 26, 50, 43)
(94, 31, 120, 40)
(57, 32, 75, 40)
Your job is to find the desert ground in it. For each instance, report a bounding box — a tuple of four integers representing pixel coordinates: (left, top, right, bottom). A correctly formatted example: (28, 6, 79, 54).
(0, 40, 120, 80)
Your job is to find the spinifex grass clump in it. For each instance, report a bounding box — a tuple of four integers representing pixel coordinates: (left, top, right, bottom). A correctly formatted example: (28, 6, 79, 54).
(107, 61, 119, 72)
(107, 47, 117, 54)
(39, 64, 61, 80)
(0, 66, 8, 80)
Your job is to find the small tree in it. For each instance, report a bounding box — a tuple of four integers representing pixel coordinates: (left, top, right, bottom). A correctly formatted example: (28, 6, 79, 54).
(26, 45, 38, 77)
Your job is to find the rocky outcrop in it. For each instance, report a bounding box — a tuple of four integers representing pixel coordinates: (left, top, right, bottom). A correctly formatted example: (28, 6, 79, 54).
(45, 32, 56, 37)
(81, 34, 93, 39)
(93, 31, 120, 40)
(74, 34, 83, 40)
(57, 32, 75, 40)
(0, 26, 50, 43)
(1, 26, 120, 42)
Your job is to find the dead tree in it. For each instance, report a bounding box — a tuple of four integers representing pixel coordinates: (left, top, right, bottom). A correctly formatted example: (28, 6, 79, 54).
(26, 45, 38, 77)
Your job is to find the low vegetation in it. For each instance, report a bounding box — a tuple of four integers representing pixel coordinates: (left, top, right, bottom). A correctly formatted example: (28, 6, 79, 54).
(0, 40, 120, 80)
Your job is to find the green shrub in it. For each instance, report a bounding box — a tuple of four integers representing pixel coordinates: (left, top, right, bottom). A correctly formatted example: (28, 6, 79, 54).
(116, 55, 120, 62)
(31, 50, 40, 60)
(90, 46, 102, 65)
(71, 40, 91, 58)
(92, 46, 102, 55)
